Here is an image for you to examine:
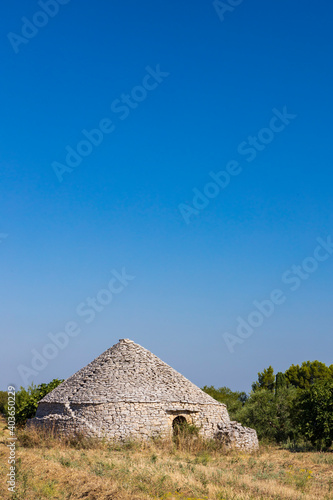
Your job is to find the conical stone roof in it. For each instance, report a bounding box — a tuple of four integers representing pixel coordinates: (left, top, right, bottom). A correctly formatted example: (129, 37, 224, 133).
(40, 339, 222, 405)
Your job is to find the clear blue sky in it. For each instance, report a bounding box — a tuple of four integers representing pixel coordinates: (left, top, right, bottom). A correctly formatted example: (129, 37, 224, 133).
(1, 0, 333, 392)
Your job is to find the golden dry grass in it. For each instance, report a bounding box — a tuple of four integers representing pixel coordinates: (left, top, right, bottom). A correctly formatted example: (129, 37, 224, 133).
(0, 417, 333, 500)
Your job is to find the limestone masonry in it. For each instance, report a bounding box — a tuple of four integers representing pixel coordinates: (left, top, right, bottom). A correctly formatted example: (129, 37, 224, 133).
(28, 339, 258, 451)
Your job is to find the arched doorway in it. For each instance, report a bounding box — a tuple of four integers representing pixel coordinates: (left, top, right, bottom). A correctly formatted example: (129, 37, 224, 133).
(172, 415, 187, 436)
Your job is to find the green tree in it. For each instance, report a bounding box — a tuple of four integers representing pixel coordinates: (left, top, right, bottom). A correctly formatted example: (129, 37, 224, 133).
(275, 372, 287, 396)
(285, 361, 333, 389)
(236, 386, 299, 442)
(294, 380, 333, 448)
(235, 389, 278, 441)
(274, 385, 299, 442)
(252, 366, 275, 392)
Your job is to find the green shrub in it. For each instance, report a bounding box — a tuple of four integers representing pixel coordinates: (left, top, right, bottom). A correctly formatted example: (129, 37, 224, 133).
(4, 379, 63, 425)
(294, 380, 333, 449)
(0, 391, 7, 414)
(233, 386, 299, 443)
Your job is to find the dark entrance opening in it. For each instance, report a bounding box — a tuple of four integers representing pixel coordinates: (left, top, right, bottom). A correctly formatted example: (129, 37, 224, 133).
(172, 416, 187, 436)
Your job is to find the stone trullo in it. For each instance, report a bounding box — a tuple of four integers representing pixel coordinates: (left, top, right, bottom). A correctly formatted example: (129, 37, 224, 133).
(29, 339, 258, 451)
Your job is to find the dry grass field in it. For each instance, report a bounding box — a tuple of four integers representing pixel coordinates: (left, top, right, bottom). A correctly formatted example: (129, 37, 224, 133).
(0, 417, 333, 500)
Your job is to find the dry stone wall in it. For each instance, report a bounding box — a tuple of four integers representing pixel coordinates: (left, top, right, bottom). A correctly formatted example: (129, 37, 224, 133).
(216, 420, 259, 451)
(31, 400, 230, 440)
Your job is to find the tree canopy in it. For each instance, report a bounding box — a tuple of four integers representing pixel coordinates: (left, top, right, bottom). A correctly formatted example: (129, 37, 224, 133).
(204, 360, 333, 449)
